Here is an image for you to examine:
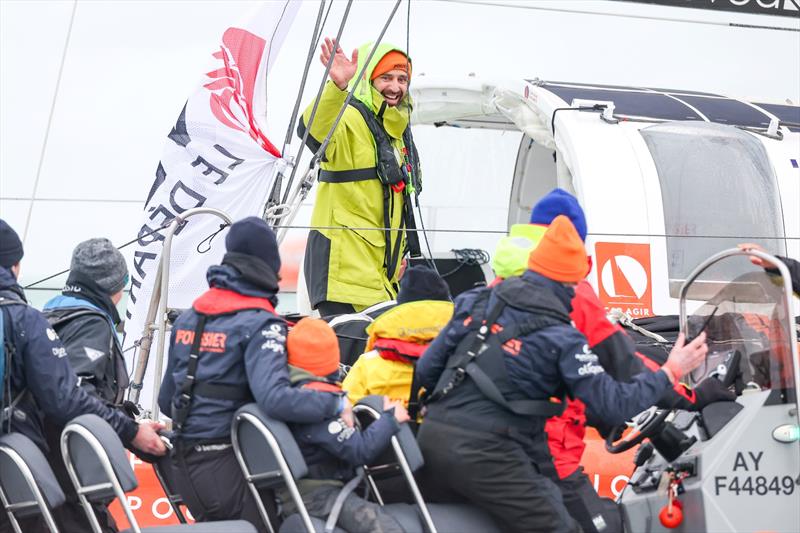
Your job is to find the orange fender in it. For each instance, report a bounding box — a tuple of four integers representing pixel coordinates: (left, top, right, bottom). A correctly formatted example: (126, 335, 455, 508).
(579, 427, 637, 499)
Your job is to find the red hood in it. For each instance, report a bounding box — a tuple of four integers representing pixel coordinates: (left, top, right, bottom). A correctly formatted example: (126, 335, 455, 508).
(374, 338, 428, 364)
(193, 287, 275, 315)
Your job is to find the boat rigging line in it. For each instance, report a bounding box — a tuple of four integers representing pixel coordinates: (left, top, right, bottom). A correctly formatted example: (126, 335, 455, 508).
(402, 0, 439, 275)
(22, 0, 78, 244)
(312, 0, 336, 52)
(264, 0, 293, 115)
(301, 0, 405, 181)
(278, 0, 355, 211)
(268, 0, 405, 244)
(280, 0, 330, 158)
(264, 0, 332, 224)
(262, 0, 350, 223)
(21, 219, 800, 291)
(23, 221, 174, 289)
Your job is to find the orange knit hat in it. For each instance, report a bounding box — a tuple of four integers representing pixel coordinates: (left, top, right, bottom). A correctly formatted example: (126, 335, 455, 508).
(371, 50, 411, 80)
(527, 215, 589, 283)
(287, 318, 340, 377)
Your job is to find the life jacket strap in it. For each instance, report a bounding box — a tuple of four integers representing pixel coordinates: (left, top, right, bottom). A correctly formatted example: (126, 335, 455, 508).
(318, 168, 377, 183)
(426, 287, 567, 418)
(172, 314, 208, 433)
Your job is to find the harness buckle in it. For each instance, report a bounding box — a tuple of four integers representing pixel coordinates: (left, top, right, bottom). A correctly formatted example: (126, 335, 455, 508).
(453, 368, 466, 384)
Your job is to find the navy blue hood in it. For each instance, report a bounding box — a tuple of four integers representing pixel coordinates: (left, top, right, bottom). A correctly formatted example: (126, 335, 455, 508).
(206, 263, 279, 306)
(0, 265, 26, 302)
(521, 269, 575, 314)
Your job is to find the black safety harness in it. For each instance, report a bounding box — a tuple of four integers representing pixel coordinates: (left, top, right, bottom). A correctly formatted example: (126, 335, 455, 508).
(170, 314, 254, 434)
(426, 283, 571, 419)
(317, 99, 422, 283)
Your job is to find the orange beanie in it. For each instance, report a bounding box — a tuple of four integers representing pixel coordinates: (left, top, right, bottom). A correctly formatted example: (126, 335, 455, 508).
(287, 318, 340, 377)
(371, 50, 411, 80)
(527, 215, 589, 283)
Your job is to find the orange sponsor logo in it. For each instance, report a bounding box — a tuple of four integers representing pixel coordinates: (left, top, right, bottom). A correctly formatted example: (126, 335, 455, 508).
(595, 242, 653, 318)
(490, 323, 522, 356)
(174, 329, 228, 353)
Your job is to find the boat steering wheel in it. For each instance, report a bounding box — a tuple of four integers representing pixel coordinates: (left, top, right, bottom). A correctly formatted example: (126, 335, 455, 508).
(605, 406, 671, 454)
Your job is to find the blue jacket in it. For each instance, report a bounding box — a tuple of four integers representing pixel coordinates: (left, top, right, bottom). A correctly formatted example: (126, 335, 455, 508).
(0, 267, 137, 451)
(417, 270, 671, 427)
(292, 406, 401, 482)
(158, 265, 342, 441)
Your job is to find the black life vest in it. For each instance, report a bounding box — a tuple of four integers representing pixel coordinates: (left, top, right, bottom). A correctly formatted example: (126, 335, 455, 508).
(318, 99, 423, 281)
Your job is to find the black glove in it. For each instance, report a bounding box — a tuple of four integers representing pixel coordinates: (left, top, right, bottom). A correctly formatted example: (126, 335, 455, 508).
(121, 400, 141, 419)
(691, 377, 736, 411)
(127, 429, 175, 465)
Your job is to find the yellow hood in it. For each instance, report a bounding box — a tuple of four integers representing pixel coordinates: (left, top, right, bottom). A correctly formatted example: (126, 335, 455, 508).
(366, 300, 454, 351)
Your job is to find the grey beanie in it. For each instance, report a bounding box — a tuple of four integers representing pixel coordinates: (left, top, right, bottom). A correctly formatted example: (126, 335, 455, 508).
(70, 238, 129, 294)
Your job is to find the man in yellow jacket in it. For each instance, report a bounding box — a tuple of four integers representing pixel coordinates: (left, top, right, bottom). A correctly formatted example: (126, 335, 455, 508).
(343, 266, 451, 418)
(298, 38, 421, 316)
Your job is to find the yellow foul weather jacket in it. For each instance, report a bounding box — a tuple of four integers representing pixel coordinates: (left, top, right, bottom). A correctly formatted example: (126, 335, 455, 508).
(342, 300, 454, 406)
(298, 42, 420, 309)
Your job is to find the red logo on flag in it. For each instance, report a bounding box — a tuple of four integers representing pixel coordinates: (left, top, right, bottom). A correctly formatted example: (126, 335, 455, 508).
(595, 242, 653, 318)
(204, 28, 280, 158)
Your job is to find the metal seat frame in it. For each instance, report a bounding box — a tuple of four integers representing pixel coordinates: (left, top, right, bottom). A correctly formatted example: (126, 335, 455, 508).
(231, 410, 296, 533)
(0, 441, 60, 533)
(351, 403, 438, 533)
(60, 422, 137, 533)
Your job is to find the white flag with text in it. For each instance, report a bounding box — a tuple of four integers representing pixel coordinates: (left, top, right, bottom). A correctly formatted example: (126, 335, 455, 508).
(124, 1, 299, 412)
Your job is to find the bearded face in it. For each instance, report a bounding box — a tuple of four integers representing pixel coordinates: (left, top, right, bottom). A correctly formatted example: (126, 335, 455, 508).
(371, 69, 409, 107)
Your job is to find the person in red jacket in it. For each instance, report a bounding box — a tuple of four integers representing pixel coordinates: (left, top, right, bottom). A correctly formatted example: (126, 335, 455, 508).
(507, 189, 734, 532)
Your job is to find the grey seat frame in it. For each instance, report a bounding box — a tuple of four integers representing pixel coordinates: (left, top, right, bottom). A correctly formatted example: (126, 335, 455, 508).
(0, 440, 60, 533)
(61, 416, 256, 533)
(231, 408, 315, 533)
(351, 403, 437, 533)
(60, 421, 134, 533)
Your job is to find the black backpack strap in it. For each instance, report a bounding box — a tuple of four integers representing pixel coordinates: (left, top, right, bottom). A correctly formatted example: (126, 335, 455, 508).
(401, 126, 422, 258)
(172, 312, 262, 433)
(464, 364, 565, 417)
(402, 196, 421, 259)
(468, 314, 567, 418)
(428, 292, 566, 418)
(384, 186, 402, 280)
(428, 297, 507, 402)
(1, 299, 28, 429)
(494, 315, 567, 344)
(407, 360, 423, 421)
(171, 314, 208, 432)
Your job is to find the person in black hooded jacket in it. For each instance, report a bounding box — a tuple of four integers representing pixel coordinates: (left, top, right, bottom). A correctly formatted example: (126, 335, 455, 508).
(40, 238, 133, 532)
(43, 238, 130, 405)
(416, 217, 708, 533)
(0, 219, 165, 533)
